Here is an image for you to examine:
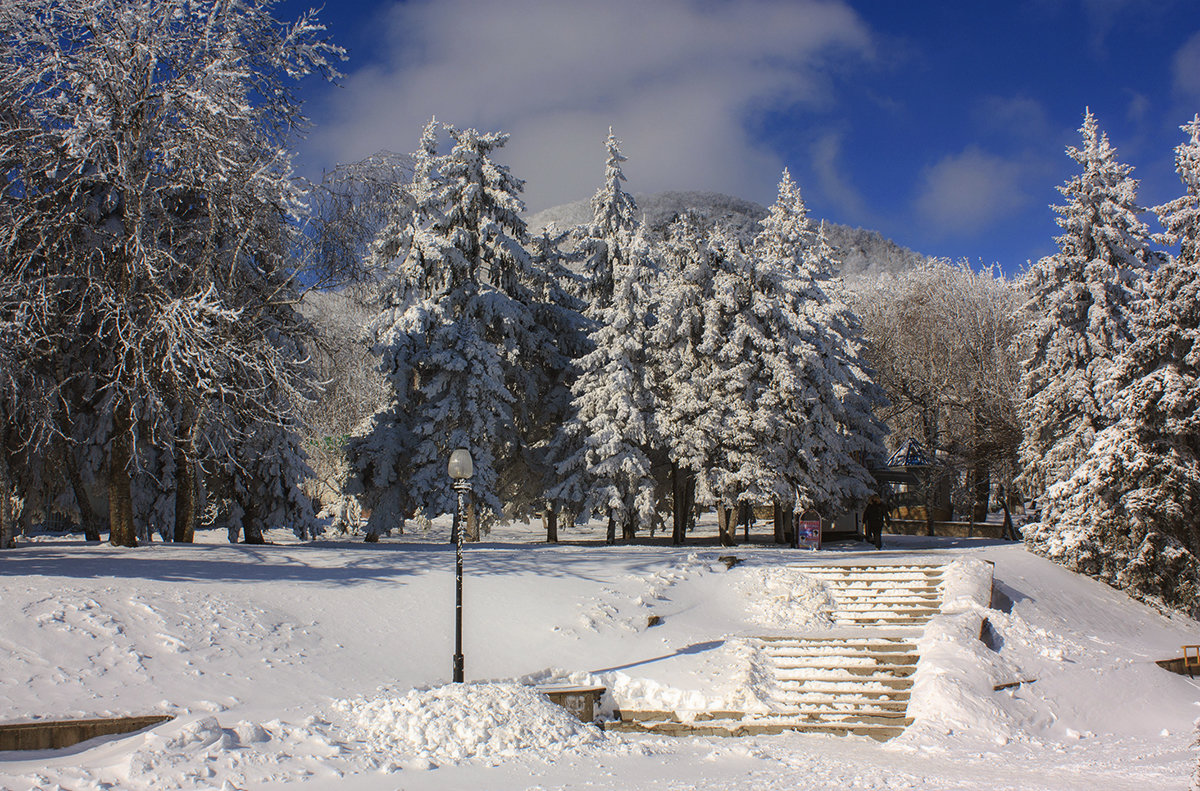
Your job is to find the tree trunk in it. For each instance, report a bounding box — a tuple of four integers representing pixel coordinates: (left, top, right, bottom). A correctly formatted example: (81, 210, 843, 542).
(716, 504, 735, 547)
(173, 412, 197, 543)
(740, 502, 752, 542)
(685, 476, 697, 534)
(465, 496, 479, 543)
(107, 403, 137, 547)
(773, 503, 785, 544)
(671, 463, 687, 545)
(63, 442, 103, 541)
(543, 505, 558, 543)
(972, 461, 989, 523)
(0, 477, 13, 549)
(242, 499, 265, 544)
(622, 511, 636, 543)
(923, 470, 937, 537)
(606, 510, 616, 545)
(0, 421, 13, 548)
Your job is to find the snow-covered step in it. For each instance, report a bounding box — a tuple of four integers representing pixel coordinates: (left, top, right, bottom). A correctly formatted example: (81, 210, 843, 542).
(773, 665, 916, 680)
(777, 680, 914, 693)
(776, 698, 910, 712)
(619, 570, 944, 742)
(830, 605, 937, 612)
(768, 654, 919, 667)
(608, 717, 910, 741)
(778, 692, 910, 706)
(832, 619, 932, 627)
(829, 593, 940, 601)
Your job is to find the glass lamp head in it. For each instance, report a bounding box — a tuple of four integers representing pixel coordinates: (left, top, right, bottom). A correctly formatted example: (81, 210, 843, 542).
(448, 448, 473, 480)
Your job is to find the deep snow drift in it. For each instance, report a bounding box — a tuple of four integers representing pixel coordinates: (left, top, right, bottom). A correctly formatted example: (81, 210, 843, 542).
(0, 518, 1196, 790)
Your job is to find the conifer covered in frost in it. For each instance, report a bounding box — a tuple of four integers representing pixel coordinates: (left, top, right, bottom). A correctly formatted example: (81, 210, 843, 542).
(734, 171, 884, 516)
(1017, 111, 1156, 499)
(580, 129, 640, 315)
(551, 229, 661, 543)
(352, 121, 575, 536)
(1025, 117, 1200, 615)
(809, 223, 890, 505)
(527, 228, 588, 537)
(652, 212, 731, 541)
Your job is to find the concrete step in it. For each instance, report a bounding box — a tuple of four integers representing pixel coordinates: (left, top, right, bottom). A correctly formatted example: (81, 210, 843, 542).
(758, 638, 916, 652)
(777, 691, 907, 700)
(831, 608, 936, 614)
(607, 718, 909, 741)
(773, 665, 916, 679)
(768, 657, 916, 667)
(777, 677, 913, 690)
(831, 618, 932, 626)
(827, 593, 942, 601)
(772, 699, 911, 712)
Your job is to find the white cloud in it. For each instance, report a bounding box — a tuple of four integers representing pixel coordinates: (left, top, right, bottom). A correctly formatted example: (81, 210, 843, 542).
(810, 132, 870, 221)
(972, 96, 1053, 143)
(915, 147, 1027, 235)
(1173, 31, 1200, 100)
(306, 0, 872, 212)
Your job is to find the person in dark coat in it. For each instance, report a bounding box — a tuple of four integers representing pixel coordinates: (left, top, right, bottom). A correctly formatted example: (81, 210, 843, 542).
(863, 494, 890, 549)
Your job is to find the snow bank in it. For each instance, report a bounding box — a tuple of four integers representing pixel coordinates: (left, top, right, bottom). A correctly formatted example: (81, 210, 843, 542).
(939, 558, 994, 613)
(900, 558, 1031, 746)
(335, 683, 606, 764)
(737, 566, 835, 630)
(521, 664, 738, 719)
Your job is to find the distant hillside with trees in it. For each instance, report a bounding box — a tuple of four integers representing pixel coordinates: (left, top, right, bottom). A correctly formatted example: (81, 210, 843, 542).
(528, 190, 930, 281)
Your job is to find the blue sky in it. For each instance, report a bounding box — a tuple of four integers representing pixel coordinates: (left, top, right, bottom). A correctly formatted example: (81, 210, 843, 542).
(283, 0, 1200, 273)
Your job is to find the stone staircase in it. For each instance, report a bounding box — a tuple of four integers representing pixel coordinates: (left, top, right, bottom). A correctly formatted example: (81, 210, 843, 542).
(610, 563, 946, 741)
(802, 564, 946, 628)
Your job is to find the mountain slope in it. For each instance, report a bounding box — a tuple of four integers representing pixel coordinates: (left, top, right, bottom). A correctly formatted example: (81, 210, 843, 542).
(528, 190, 930, 280)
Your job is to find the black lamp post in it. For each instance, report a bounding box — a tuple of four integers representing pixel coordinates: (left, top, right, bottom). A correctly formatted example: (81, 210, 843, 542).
(448, 448, 473, 683)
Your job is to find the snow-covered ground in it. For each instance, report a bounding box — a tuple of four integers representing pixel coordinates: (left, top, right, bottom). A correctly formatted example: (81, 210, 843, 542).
(0, 516, 1196, 790)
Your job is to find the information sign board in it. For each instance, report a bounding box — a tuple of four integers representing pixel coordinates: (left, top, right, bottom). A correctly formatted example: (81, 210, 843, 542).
(795, 518, 821, 550)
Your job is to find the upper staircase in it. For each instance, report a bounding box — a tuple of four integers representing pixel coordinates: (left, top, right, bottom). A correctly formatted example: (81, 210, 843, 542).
(611, 562, 947, 741)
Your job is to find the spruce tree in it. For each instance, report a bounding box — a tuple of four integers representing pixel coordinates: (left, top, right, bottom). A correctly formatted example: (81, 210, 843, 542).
(552, 228, 660, 544)
(580, 129, 639, 315)
(734, 172, 885, 521)
(653, 212, 733, 543)
(352, 121, 571, 536)
(1017, 111, 1155, 498)
(1026, 116, 1200, 615)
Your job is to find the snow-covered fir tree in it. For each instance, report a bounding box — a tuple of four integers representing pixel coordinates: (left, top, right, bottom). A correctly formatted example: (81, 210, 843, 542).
(652, 212, 734, 543)
(800, 220, 890, 508)
(550, 228, 661, 544)
(352, 121, 576, 538)
(1017, 111, 1156, 499)
(1159, 115, 1200, 267)
(1025, 116, 1200, 616)
(579, 129, 640, 315)
(526, 227, 589, 540)
(723, 172, 885, 521)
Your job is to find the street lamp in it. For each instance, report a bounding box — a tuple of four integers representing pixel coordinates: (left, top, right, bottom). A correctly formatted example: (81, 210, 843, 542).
(448, 448, 473, 683)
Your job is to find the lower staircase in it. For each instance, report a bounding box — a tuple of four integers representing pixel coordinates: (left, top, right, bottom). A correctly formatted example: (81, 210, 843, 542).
(610, 563, 946, 741)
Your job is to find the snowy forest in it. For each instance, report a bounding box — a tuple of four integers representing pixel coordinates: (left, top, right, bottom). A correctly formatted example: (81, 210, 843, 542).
(0, 0, 1198, 618)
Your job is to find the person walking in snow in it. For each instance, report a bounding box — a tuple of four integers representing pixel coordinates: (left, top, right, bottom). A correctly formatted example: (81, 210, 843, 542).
(862, 494, 889, 549)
